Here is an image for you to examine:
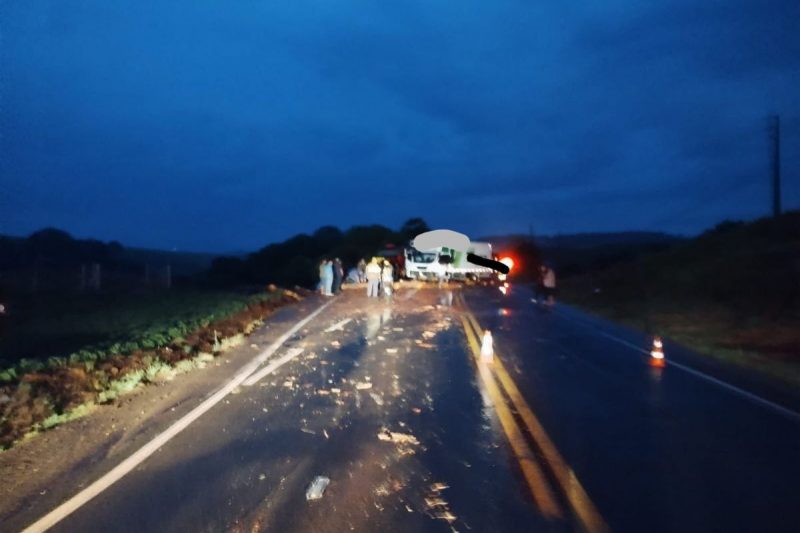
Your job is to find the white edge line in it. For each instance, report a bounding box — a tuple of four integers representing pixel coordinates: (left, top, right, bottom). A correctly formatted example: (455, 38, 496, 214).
(401, 288, 419, 300)
(243, 347, 304, 386)
(22, 299, 333, 533)
(551, 307, 800, 423)
(324, 318, 352, 333)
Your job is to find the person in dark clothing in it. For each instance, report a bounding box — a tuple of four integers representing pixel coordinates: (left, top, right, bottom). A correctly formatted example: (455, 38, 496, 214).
(332, 258, 344, 293)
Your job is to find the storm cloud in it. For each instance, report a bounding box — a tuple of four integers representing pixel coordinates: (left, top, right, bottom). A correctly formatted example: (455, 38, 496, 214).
(1, 0, 798, 251)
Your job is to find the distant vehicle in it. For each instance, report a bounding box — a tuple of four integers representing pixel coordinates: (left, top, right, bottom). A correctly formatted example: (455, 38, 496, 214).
(404, 240, 495, 281)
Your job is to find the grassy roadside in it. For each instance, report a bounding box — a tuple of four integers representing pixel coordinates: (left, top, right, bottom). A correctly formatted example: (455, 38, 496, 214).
(0, 287, 304, 449)
(555, 212, 800, 389)
(559, 287, 800, 388)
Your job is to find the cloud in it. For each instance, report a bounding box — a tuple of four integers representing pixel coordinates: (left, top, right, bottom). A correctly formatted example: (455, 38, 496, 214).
(1, 0, 798, 250)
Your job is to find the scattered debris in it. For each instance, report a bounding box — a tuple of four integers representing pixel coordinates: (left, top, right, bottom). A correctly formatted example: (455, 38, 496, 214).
(330, 340, 341, 347)
(330, 387, 341, 394)
(425, 497, 448, 509)
(317, 389, 330, 395)
(422, 331, 435, 339)
(370, 392, 384, 406)
(282, 380, 294, 388)
(430, 482, 449, 492)
(306, 476, 330, 500)
(386, 348, 399, 354)
(435, 511, 457, 523)
(377, 428, 420, 456)
(355, 382, 373, 390)
(393, 327, 404, 332)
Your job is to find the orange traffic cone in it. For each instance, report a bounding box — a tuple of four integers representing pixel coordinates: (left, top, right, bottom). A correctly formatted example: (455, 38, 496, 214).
(650, 336, 665, 360)
(481, 330, 494, 363)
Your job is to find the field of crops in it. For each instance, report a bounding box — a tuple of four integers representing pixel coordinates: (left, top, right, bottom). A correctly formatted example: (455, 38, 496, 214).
(0, 288, 302, 447)
(0, 290, 269, 381)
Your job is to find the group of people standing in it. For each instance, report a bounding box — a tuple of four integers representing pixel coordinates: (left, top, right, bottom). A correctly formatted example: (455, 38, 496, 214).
(364, 258, 393, 298)
(318, 257, 395, 298)
(317, 258, 344, 296)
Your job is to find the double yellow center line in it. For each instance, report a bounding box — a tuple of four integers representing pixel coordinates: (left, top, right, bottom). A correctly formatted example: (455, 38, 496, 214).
(457, 293, 609, 533)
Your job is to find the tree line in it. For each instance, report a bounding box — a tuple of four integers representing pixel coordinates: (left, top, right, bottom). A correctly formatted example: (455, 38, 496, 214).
(208, 218, 430, 288)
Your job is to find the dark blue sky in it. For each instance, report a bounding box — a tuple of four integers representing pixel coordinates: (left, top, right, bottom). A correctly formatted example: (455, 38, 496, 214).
(1, 0, 798, 252)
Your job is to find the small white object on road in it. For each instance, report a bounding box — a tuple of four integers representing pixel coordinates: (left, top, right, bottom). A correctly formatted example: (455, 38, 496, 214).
(306, 476, 330, 500)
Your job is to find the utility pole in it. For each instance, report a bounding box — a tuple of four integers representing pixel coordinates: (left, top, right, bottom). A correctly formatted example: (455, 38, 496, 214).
(769, 114, 781, 217)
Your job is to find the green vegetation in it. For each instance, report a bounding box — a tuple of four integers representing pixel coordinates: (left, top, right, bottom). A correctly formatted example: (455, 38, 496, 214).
(559, 211, 800, 386)
(0, 288, 301, 448)
(0, 290, 269, 378)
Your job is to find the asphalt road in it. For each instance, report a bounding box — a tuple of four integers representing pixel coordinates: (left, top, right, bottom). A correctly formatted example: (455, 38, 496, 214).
(13, 284, 800, 532)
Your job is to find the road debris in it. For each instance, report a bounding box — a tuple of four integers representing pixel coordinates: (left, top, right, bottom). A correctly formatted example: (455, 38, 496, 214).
(434, 511, 457, 523)
(370, 392, 384, 406)
(306, 476, 330, 500)
(377, 428, 420, 455)
(425, 497, 448, 508)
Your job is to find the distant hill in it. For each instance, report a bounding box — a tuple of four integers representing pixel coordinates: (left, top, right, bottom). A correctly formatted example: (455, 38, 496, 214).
(479, 231, 685, 277)
(479, 231, 684, 250)
(560, 211, 800, 383)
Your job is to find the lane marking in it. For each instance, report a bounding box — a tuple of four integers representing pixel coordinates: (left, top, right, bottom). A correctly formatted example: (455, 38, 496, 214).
(324, 318, 352, 332)
(460, 315, 563, 519)
(22, 300, 334, 533)
(243, 347, 304, 386)
(550, 307, 800, 423)
(463, 310, 609, 533)
(401, 288, 419, 300)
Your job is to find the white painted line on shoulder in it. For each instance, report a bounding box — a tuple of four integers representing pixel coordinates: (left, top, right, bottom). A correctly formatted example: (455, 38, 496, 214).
(401, 288, 419, 300)
(243, 347, 305, 386)
(22, 299, 333, 533)
(551, 307, 800, 423)
(324, 318, 352, 332)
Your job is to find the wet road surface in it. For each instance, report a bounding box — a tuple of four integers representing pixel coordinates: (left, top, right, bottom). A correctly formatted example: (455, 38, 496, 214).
(14, 285, 800, 532)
